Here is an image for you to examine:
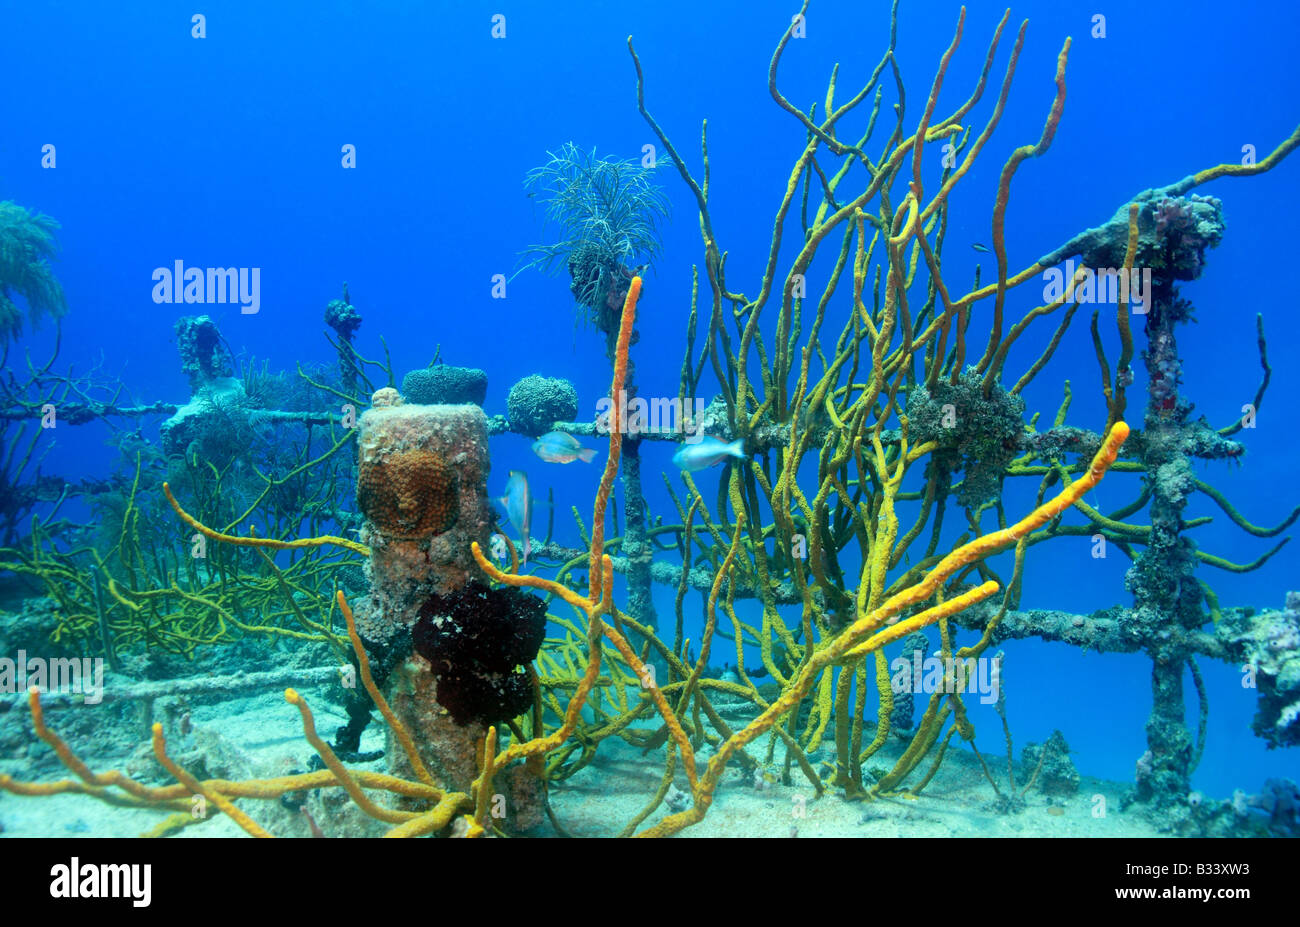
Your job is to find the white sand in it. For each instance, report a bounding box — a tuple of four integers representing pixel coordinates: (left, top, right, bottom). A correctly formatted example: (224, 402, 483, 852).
(0, 683, 1164, 838)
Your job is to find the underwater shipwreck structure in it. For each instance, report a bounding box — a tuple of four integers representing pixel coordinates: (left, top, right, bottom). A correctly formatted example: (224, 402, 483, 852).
(1, 4, 1298, 838)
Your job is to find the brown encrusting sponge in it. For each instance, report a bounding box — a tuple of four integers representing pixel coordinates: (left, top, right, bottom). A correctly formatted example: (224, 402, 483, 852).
(357, 447, 460, 539)
(411, 582, 546, 726)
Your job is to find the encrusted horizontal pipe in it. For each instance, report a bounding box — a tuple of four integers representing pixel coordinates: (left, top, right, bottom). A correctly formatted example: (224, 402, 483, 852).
(952, 600, 1229, 660)
(525, 539, 801, 603)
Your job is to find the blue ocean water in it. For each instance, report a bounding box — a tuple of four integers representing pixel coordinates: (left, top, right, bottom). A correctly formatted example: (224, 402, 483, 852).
(2, 0, 1296, 811)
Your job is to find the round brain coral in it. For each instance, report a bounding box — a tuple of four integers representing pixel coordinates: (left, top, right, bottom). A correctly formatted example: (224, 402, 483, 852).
(357, 448, 459, 538)
(507, 374, 580, 436)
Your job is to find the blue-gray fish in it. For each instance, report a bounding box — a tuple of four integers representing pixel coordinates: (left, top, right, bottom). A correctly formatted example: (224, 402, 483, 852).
(532, 431, 597, 464)
(497, 470, 533, 565)
(671, 437, 746, 471)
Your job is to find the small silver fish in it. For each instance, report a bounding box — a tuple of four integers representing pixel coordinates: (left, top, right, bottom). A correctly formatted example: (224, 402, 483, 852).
(532, 431, 597, 464)
(671, 437, 746, 472)
(497, 470, 533, 566)
(972, 242, 991, 253)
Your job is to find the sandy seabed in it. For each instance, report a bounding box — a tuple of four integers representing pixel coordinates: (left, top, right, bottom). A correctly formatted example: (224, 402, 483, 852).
(0, 682, 1163, 839)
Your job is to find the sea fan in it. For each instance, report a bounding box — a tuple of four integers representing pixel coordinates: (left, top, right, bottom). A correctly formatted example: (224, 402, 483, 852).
(0, 200, 68, 347)
(518, 143, 669, 321)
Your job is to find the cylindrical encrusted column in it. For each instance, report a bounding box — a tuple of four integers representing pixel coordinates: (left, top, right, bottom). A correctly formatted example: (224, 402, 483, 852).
(357, 397, 491, 620)
(353, 391, 544, 832)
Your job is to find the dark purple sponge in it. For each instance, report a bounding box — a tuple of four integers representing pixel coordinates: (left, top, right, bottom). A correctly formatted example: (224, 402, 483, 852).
(411, 583, 546, 727)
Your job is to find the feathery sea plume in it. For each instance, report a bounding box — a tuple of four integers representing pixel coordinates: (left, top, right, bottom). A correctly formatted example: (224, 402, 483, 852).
(0, 200, 67, 347)
(517, 142, 668, 324)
